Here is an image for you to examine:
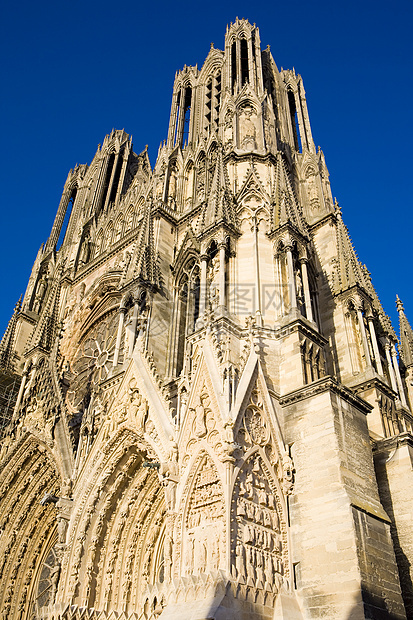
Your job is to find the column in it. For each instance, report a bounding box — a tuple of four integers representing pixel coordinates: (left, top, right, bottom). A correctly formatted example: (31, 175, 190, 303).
(273, 254, 282, 319)
(113, 304, 127, 368)
(356, 305, 372, 368)
(277, 254, 285, 316)
(199, 254, 208, 318)
(218, 243, 226, 309)
(128, 303, 139, 358)
(300, 258, 313, 322)
(286, 244, 297, 310)
(385, 340, 398, 394)
(391, 344, 408, 408)
(366, 314, 384, 376)
(252, 217, 261, 317)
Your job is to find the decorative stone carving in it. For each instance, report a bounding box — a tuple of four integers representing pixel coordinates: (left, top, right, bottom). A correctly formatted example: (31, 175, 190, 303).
(182, 456, 225, 576)
(224, 109, 234, 147)
(127, 382, 149, 436)
(32, 271, 49, 314)
(239, 103, 258, 150)
(79, 232, 91, 266)
(232, 453, 286, 591)
(305, 167, 320, 210)
(190, 390, 209, 438)
(159, 439, 179, 511)
(238, 388, 270, 448)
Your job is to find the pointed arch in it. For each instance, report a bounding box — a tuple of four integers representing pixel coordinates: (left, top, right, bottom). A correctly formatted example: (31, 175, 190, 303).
(170, 253, 200, 378)
(125, 204, 136, 232)
(94, 228, 104, 257)
(0, 436, 61, 620)
(59, 428, 166, 613)
(103, 220, 114, 251)
(230, 448, 288, 594)
(114, 213, 124, 242)
(175, 449, 226, 578)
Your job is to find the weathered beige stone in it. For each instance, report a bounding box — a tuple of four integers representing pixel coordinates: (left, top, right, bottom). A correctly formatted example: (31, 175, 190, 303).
(0, 16, 411, 620)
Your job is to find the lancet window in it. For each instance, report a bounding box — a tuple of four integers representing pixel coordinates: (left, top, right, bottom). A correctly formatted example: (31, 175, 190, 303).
(97, 152, 115, 213)
(174, 85, 192, 148)
(57, 186, 77, 250)
(125, 206, 136, 232)
(94, 229, 104, 257)
(231, 35, 250, 94)
(173, 258, 200, 377)
(108, 147, 124, 205)
(301, 340, 324, 384)
(287, 90, 302, 152)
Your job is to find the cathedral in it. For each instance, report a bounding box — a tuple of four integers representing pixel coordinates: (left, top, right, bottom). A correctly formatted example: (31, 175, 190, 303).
(1, 18, 413, 620)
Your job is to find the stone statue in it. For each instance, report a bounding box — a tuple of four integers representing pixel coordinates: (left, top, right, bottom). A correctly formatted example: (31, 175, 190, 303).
(193, 394, 207, 438)
(240, 104, 257, 150)
(208, 255, 220, 311)
(129, 389, 148, 435)
(224, 109, 234, 146)
(33, 273, 48, 314)
(168, 169, 177, 205)
(79, 233, 91, 265)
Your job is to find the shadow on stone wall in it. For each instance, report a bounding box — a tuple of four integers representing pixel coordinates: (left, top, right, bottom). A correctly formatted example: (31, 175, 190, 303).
(373, 453, 412, 618)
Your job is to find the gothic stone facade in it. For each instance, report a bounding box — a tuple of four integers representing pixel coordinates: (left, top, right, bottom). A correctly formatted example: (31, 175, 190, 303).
(1, 18, 413, 620)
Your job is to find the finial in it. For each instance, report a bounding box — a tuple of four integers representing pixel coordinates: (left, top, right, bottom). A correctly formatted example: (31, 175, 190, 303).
(14, 296, 22, 312)
(334, 198, 341, 217)
(396, 295, 404, 313)
(210, 42, 214, 49)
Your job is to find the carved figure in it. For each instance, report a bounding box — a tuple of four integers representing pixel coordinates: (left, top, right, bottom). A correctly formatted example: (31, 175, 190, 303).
(129, 389, 148, 435)
(224, 109, 234, 146)
(208, 255, 220, 310)
(168, 169, 177, 206)
(306, 168, 319, 209)
(235, 539, 245, 578)
(61, 478, 72, 498)
(185, 537, 194, 574)
(79, 233, 91, 265)
(282, 453, 294, 494)
(33, 273, 48, 313)
(239, 104, 257, 150)
(193, 394, 207, 438)
(49, 563, 61, 602)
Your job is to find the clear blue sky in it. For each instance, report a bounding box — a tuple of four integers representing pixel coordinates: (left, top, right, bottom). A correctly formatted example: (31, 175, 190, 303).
(1, 0, 412, 340)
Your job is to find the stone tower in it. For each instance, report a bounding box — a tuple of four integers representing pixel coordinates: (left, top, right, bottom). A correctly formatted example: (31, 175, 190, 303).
(0, 18, 412, 620)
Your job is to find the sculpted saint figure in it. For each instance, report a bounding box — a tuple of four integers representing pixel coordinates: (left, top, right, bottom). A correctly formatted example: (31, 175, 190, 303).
(79, 233, 91, 265)
(240, 104, 257, 150)
(129, 389, 148, 435)
(193, 394, 207, 437)
(33, 273, 48, 313)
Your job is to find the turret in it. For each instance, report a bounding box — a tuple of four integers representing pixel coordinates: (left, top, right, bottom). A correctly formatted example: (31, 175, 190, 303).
(397, 295, 413, 410)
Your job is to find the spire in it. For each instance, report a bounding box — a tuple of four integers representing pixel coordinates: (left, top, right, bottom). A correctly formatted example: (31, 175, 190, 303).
(0, 297, 21, 371)
(273, 153, 307, 236)
(26, 265, 63, 353)
(397, 296, 413, 368)
(129, 205, 160, 288)
(333, 208, 370, 294)
(202, 146, 237, 230)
